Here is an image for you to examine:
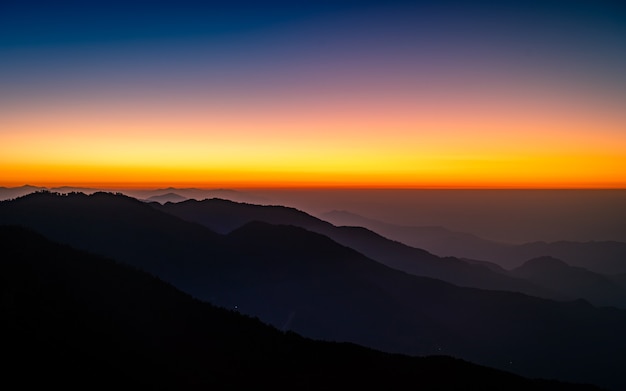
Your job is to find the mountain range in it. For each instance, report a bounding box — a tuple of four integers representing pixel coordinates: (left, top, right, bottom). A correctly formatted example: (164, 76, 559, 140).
(0, 185, 268, 204)
(156, 198, 626, 308)
(1, 191, 626, 389)
(321, 210, 626, 307)
(6, 225, 591, 390)
(154, 198, 556, 298)
(321, 210, 626, 274)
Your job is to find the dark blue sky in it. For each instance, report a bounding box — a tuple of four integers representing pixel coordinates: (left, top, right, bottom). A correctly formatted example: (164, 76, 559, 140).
(2, 1, 624, 88)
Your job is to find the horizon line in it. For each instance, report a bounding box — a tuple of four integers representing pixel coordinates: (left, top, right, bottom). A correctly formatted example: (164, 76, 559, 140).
(4, 183, 626, 191)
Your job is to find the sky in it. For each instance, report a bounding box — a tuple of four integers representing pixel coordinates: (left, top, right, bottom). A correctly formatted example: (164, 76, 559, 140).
(1, 0, 625, 189)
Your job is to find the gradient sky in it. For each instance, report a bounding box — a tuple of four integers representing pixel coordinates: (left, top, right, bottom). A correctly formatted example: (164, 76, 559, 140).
(1, 0, 625, 188)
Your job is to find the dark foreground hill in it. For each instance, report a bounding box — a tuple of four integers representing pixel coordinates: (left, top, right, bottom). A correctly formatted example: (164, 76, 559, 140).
(1, 225, 594, 390)
(2, 192, 626, 389)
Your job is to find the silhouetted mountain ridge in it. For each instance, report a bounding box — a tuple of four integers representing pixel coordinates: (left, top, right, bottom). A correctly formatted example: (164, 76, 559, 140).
(512, 256, 626, 308)
(145, 192, 187, 203)
(156, 198, 555, 298)
(1, 192, 626, 389)
(321, 210, 626, 274)
(0, 184, 46, 200)
(6, 225, 595, 390)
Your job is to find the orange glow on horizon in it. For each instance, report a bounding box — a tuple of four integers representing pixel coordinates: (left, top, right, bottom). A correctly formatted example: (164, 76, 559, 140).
(2, 154, 625, 191)
(2, 70, 625, 190)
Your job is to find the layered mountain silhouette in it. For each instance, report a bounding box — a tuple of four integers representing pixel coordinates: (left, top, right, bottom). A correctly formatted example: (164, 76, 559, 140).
(154, 198, 555, 298)
(50, 185, 100, 194)
(323, 210, 626, 308)
(0, 185, 269, 205)
(126, 186, 269, 204)
(6, 225, 593, 390)
(2, 192, 626, 389)
(145, 192, 188, 203)
(321, 209, 510, 260)
(321, 210, 626, 274)
(0, 184, 45, 200)
(511, 257, 626, 308)
(510, 242, 626, 275)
